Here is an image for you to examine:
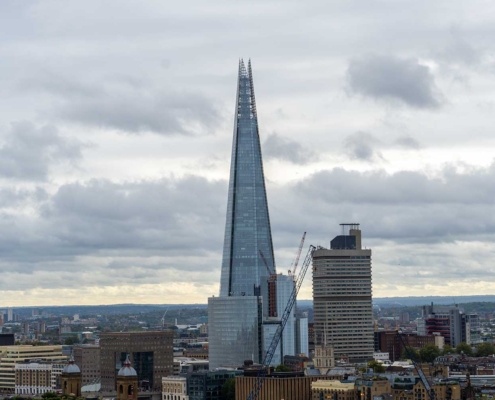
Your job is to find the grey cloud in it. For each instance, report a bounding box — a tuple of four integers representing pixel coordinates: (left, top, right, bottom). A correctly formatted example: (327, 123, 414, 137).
(347, 54, 443, 109)
(343, 131, 383, 162)
(437, 27, 482, 66)
(263, 133, 316, 165)
(394, 135, 421, 149)
(20, 73, 222, 136)
(0, 121, 85, 181)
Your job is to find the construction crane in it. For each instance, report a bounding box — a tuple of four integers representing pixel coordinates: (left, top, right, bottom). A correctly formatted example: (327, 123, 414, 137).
(161, 306, 170, 329)
(259, 250, 275, 275)
(396, 330, 435, 400)
(247, 245, 316, 400)
(289, 232, 306, 276)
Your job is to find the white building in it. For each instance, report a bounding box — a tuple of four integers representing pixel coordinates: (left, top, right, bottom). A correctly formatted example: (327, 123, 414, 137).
(162, 376, 188, 400)
(15, 362, 65, 396)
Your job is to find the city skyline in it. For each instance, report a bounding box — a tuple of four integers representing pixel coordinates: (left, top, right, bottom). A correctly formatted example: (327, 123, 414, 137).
(1, 1, 495, 306)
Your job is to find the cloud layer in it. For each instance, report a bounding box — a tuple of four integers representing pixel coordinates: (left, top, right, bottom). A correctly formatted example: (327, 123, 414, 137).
(347, 54, 443, 108)
(1, 0, 495, 305)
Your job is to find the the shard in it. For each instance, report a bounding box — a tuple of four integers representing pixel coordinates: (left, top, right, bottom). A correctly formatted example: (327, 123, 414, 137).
(208, 59, 276, 369)
(219, 59, 276, 297)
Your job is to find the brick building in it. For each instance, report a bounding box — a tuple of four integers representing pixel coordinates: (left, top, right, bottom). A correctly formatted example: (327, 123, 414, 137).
(100, 331, 174, 393)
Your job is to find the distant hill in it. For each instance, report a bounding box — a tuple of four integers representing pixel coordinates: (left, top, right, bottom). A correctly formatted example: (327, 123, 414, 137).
(372, 295, 495, 307)
(7, 295, 495, 316)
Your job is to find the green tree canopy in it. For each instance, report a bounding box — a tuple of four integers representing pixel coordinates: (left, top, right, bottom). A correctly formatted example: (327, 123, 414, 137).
(401, 346, 420, 361)
(476, 342, 495, 357)
(441, 344, 454, 355)
(419, 344, 441, 363)
(275, 364, 291, 372)
(367, 360, 386, 373)
(41, 392, 60, 399)
(220, 378, 236, 400)
(64, 336, 80, 345)
(455, 342, 473, 356)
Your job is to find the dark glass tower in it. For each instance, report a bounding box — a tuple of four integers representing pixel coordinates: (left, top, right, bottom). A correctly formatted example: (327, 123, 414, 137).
(219, 59, 276, 298)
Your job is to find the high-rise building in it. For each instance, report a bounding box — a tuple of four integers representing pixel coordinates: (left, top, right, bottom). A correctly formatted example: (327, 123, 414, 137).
(209, 59, 275, 369)
(219, 58, 275, 298)
(7, 308, 13, 322)
(73, 345, 101, 385)
(312, 224, 373, 363)
(99, 331, 174, 393)
(418, 303, 480, 346)
(208, 59, 306, 369)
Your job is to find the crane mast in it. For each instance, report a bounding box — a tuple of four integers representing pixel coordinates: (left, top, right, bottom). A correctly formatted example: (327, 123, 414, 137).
(396, 330, 435, 400)
(247, 245, 316, 400)
(289, 232, 306, 276)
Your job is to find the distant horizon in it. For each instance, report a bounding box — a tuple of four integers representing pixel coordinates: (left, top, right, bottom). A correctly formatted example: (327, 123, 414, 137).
(3, 294, 495, 309)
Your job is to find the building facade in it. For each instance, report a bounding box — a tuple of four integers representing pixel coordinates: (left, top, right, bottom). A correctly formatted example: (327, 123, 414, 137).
(208, 296, 262, 368)
(73, 344, 101, 385)
(209, 59, 285, 369)
(419, 303, 481, 346)
(162, 376, 188, 400)
(312, 224, 373, 363)
(235, 374, 343, 400)
(218, 58, 275, 298)
(100, 331, 174, 393)
(186, 370, 241, 400)
(15, 362, 64, 396)
(0, 345, 66, 392)
(374, 331, 435, 362)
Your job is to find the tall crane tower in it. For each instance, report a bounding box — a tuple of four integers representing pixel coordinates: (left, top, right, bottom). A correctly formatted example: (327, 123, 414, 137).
(396, 330, 435, 400)
(288, 232, 306, 276)
(247, 245, 316, 400)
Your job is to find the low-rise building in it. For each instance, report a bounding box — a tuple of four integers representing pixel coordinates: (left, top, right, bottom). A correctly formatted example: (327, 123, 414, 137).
(311, 380, 356, 400)
(235, 374, 343, 400)
(14, 362, 65, 396)
(188, 370, 241, 400)
(355, 376, 392, 398)
(0, 345, 66, 392)
(392, 380, 461, 400)
(162, 376, 188, 400)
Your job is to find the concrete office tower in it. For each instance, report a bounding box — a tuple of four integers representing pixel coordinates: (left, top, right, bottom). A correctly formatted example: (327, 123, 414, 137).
(73, 345, 100, 385)
(312, 224, 373, 363)
(7, 308, 13, 322)
(209, 59, 276, 369)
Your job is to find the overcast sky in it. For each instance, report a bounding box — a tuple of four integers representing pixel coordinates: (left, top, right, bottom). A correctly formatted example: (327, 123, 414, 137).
(1, 0, 495, 307)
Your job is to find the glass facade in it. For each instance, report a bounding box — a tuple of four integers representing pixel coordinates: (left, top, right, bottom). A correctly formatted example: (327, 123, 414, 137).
(208, 296, 262, 369)
(186, 370, 242, 400)
(296, 317, 309, 356)
(220, 59, 275, 298)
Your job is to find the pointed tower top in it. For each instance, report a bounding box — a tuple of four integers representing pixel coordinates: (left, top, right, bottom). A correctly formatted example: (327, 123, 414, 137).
(118, 354, 137, 377)
(62, 351, 81, 374)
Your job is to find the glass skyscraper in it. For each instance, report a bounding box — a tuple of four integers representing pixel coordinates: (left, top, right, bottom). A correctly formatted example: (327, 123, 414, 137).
(209, 60, 306, 369)
(209, 59, 275, 369)
(219, 58, 275, 298)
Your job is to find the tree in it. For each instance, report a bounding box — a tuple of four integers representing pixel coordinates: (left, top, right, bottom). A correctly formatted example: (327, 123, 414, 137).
(455, 342, 473, 356)
(64, 336, 80, 345)
(275, 364, 291, 372)
(220, 378, 235, 400)
(441, 345, 454, 355)
(419, 344, 441, 363)
(476, 342, 495, 357)
(401, 346, 419, 361)
(367, 360, 386, 373)
(41, 392, 60, 399)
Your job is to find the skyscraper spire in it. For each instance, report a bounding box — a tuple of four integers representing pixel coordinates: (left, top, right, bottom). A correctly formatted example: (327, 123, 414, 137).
(219, 58, 275, 297)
